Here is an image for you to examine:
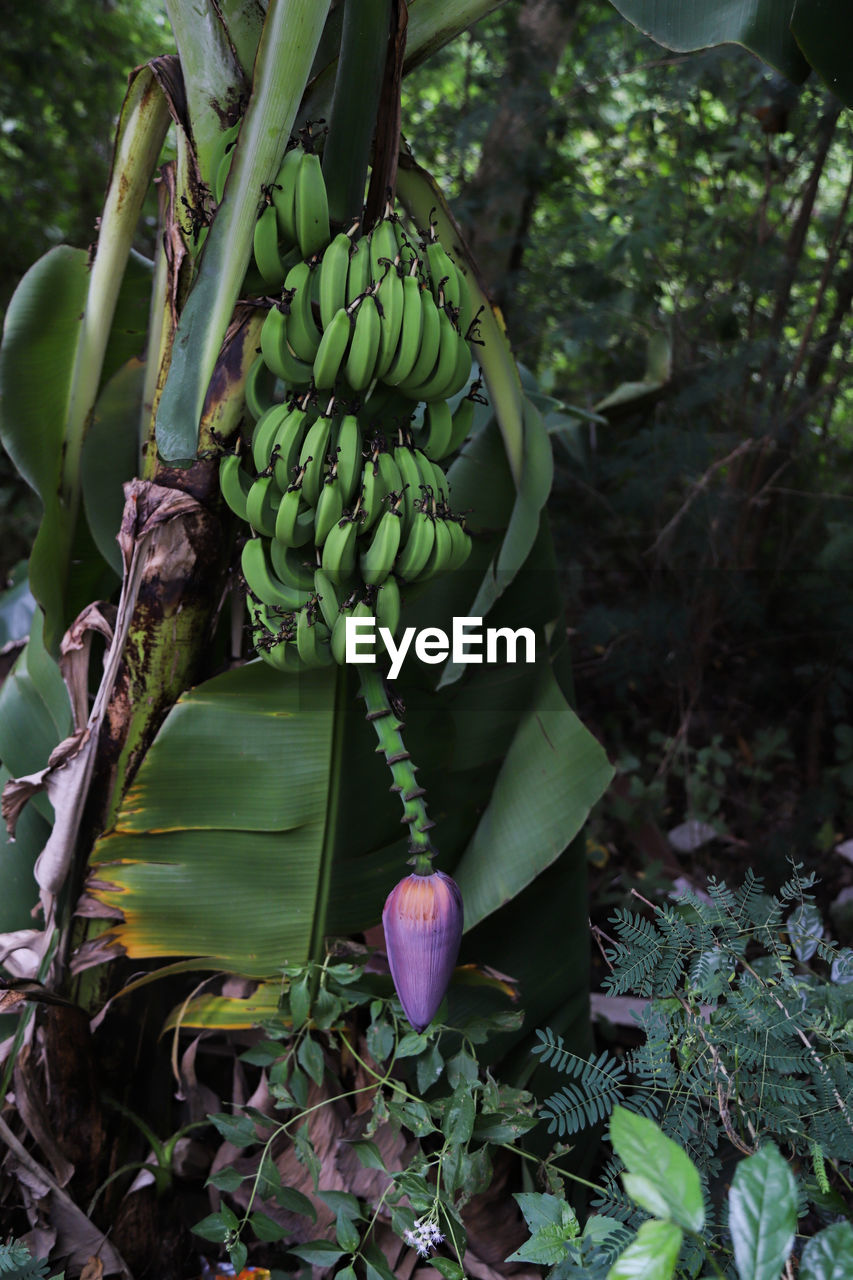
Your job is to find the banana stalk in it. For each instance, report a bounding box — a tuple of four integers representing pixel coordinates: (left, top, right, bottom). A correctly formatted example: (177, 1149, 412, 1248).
(358, 664, 435, 871)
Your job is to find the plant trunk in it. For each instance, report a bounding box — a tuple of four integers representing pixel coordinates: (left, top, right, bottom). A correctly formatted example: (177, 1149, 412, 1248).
(460, 0, 581, 327)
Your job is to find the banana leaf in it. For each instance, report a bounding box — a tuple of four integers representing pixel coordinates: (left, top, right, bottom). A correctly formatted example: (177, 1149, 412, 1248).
(606, 0, 810, 83)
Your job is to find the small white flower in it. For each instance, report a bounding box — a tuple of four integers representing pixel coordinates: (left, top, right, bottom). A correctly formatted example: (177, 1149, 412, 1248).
(404, 1217, 445, 1257)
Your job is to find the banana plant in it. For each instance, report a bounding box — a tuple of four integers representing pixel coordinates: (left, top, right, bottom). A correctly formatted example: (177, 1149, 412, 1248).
(0, 0, 612, 1256)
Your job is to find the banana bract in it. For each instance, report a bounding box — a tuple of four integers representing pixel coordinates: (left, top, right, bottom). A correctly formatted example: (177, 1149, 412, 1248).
(382, 870, 463, 1032)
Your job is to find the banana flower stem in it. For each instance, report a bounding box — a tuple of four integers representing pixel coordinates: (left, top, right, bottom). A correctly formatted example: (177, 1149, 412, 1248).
(357, 664, 435, 873)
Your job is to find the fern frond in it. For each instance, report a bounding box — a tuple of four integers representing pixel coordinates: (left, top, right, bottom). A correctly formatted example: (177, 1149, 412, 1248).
(591, 1159, 643, 1227)
(539, 1050, 628, 1135)
(0, 1241, 51, 1280)
(602, 942, 662, 996)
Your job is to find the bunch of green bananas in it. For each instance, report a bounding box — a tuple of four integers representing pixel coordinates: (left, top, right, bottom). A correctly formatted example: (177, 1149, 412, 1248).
(257, 206, 476, 402)
(211, 122, 331, 287)
(217, 141, 482, 673)
(220, 389, 477, 673)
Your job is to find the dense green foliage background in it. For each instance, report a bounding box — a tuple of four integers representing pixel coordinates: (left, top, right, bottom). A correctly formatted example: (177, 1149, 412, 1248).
(402, 2, 853, 906)
(0, 0, 172, 571)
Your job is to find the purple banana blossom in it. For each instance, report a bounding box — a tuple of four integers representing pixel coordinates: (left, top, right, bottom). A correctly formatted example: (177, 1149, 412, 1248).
(382, 870, 464, 1032)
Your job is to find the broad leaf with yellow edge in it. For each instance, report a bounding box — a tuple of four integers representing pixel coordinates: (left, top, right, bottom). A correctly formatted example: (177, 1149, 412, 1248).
(86, 661, 340, 978)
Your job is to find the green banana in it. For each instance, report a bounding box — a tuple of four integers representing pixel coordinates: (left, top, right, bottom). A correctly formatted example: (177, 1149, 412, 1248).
(332, 413, 363, 505)
(424, 234, 461, 315)
(283, 260, 322, 362)
(251, 400, 290, 473)
(271, 145, 302, 245)
(296, 602, 333, 668)
(425, 454, 451, 511)
(392, 439, 424, 534)
(444, 385, 479, 455)
(294, 149, 330, 259)
(412, 447, 439, 506)
(360, 508, 402, 586)
(423, 227, 474, 334)
(313, 567, 341, 631)
(242, 536, 311, 610)
(358, 456, 387, 534)
(394, 286, 441, 394)
(320, 513, 359, 585)
(345, 236, 371, 305)
(419, 398, 453, 460)
(245, 474, 282, 538)
(419, 516, 454, 581)
(212, 120, 242, 204)
(374, 260, 405, 381)
(394, 509, 437, 582)
(274, 484, 315, 548)
(219, 452, 253, 522)
(330, 595, 358, 666)
(253, 611, 307, 675)
(399, 307, 461, 402)
(369, 215, 399, 282)
(319, 230, 354, 330)
(381, 269, 424, 386)
(269, 541, 316, 592)
(445, 517, 472, 572)
(271, 402, 312, 492)
(393, 216, 419, 273)
(298, 415, 333, 508)
(374, 574, 401, 638)
(260, 305, 314, 387)
(431, 328, 473, 403)
(312, 307, 352, 391)
(344, 293, 381, 392)
(313, 473, 344, 545)
(253, 203, 287, 288)
(376, 448, 404, 502)
(245, 354, 277, 423)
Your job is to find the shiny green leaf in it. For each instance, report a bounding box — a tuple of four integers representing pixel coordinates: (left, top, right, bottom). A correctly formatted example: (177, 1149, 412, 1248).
(611, 1107, 704, 1233)
(728, 1143, 797, 1280)
(607, 1219, 682, 1280)
(800, 1221, 853, 1279)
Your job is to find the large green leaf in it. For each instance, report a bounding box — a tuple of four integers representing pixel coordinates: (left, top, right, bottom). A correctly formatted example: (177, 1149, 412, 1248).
(0, 65, 168, 648)
(0, 564, 36, 651)
(0, 764, 52, 937)
(0, 610, 72, 825)
(0, 247, 89, 502)
(81, 358, 146, 575)
(792, 1, 853, 109)
(86, 661, 339, 977)
(607, 0, 810, 83)
(728, 1143, 797, 1280)
(451, 665, 612, 929)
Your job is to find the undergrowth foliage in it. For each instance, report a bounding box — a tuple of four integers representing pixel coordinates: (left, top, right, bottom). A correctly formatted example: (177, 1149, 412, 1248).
(0, 1239, 58, 1280)
(528, 866, 853, 1276)
(189, 954, 537, 1277)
